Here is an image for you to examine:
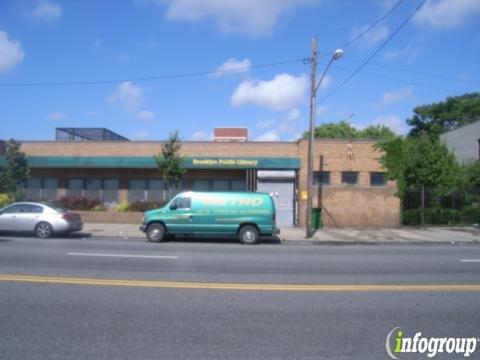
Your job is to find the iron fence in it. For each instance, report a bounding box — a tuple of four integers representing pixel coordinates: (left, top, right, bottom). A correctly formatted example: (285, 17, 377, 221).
(403, 187, 480, 226)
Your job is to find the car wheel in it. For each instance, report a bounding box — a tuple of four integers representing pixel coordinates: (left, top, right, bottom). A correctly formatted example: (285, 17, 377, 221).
(146, 223, 167, 242)
(239, 225, 259, 245)
(35, 222, 53, 238)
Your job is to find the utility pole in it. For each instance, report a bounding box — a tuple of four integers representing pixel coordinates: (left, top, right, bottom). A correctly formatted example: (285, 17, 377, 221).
(305, 37, 317, 238)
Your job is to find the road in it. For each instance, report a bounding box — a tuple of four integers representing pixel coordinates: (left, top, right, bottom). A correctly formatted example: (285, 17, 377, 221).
(0, 235, 479, 359)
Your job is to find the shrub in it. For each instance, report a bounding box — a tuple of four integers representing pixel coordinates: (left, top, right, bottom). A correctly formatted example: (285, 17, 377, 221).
(117, 201, 129, 212)
(92, 203, 107, 212)
(0, 193, 11, 208)
(55, 196, 104, 211)
(127, 200, 165, 212)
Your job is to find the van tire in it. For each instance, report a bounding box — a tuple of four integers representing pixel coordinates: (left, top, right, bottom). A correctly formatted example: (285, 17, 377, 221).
(146, 223, 167, 242)
(238, 225, 259, 245)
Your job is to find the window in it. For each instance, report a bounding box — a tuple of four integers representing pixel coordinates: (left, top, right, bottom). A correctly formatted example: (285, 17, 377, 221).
(129, 180, 147, 202)
(193, 179, 210, 191)
(147, 180, 164, 201)
(22, 204, 44, 213)
(192, 179, 246, 191)
(370, 172, 387, 187)
(103, 179, 119, 203)
(24, 178, 42, 200)
(2, 204, 23, 214)
(342, 172, 358, 186)
(67, 178, 84, 197)
(211, 179, 229, 191)
(43, 178, 59, 200)
(85, 178, 102, 200)
(173, 196, 191, 209)
(313, 171, 330, 186)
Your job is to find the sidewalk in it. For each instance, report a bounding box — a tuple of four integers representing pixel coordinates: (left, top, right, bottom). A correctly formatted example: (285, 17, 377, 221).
(81, 223, 480, 244)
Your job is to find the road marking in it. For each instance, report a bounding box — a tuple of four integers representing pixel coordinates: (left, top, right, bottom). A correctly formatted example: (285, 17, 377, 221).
(0, 274, 480, 292)
(461, 259, 480, 263)
(67, 252, 179, 259)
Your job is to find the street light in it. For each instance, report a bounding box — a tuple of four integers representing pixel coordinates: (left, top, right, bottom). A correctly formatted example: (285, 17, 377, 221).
(305, 38, 343, 238)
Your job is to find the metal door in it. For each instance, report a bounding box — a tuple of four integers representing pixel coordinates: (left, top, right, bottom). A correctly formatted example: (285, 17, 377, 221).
(257, 179, 294, 227)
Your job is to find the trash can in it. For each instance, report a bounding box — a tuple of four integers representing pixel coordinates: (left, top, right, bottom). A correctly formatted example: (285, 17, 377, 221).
(312, 208, 323, 229)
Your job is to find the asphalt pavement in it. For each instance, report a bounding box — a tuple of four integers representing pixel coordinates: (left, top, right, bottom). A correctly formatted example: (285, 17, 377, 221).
(0, 236, 479, 359)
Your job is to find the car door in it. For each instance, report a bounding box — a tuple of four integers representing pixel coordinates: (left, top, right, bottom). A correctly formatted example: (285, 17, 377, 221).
(16, 204, 44, 231)
(165, 196, 193, 234)
(0, 204, 23, 231)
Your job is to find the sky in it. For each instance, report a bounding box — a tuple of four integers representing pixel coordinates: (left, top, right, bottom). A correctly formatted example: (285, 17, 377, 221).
(0, 0, 479, 142)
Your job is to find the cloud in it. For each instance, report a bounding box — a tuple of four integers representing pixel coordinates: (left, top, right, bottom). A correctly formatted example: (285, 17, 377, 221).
(351, 23, 389, 48)
(27, 0, 62, 21)
(383, 45, 422, 63)
(212, 58, 251, 78)
(106, 81, 142, 111)
(231, 73, 308, 111)
(47, 112, 66, 120)
(415, 0, 480, 29)
(256, 119, 276, 129)
(371, 115, 408, 134)
(136, 110, 155, 121)
(0, 31, 25, 72)
(254, 129, 280, 141)
(145, 0, 315, 37)
(381, 87, 413, 105)
(132, 130, 150, 140)
(191, 131, 212, 140)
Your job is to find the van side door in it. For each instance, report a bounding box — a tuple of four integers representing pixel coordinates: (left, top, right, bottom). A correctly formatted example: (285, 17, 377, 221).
(165, 196, 193, 234)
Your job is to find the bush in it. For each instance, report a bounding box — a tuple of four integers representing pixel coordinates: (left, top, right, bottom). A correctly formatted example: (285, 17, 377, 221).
(92, 203, 107, 212)
(117, 201, 129, 212)
(0, 193, 11, 208)
(55, 196, 104, 211)
(127, 200, 165, 212)
(403, 207, 462, 225)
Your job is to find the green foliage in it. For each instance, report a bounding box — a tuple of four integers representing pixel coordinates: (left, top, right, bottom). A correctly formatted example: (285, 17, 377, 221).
(407, 92, 480, 138)
(0, 139, 30, 199)
(92, 203, 107, 212)
(55, 196, 102, 211)
(377, 135, 459, 197)
(303, 121, 396, 141)
(117, 201, 129, 212)
(0, 193, 11, 208)
(459, 160, 480, 188)
(154, 131, 186, 196)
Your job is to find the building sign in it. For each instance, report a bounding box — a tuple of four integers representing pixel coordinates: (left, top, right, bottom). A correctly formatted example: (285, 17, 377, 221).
(191, 158, 258, 167)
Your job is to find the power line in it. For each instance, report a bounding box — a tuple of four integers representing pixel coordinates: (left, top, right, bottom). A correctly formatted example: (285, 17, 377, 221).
(339, 0, 405, 50)
(0, 58, 307, 87)
(317, 0, 428, 104)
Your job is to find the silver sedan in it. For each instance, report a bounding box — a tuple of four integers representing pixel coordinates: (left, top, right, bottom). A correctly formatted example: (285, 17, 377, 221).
(0, 202, 83, 238)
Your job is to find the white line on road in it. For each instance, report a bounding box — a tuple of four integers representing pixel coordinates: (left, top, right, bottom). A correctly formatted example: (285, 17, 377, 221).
(460, 259, 480, 263)
(67, 252, 179, 259)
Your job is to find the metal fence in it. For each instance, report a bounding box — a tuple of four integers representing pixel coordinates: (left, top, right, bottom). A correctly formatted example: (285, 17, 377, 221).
(403, 187, 480, 226)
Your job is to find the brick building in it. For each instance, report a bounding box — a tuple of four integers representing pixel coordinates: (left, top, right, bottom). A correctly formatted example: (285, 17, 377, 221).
(0, 128, 400, 228)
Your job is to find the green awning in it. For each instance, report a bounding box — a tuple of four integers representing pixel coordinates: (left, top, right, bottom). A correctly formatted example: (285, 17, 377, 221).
(0, 156, 300, 170)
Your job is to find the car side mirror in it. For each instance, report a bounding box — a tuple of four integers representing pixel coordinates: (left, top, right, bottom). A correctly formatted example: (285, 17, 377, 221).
(169, 203, 177, 211)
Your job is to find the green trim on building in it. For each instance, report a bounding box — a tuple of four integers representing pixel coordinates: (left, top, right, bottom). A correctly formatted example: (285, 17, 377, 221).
(0, 156, 300, 170)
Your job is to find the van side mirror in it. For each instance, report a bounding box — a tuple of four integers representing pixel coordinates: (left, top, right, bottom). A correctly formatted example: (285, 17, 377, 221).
(169, 203, 177, 211)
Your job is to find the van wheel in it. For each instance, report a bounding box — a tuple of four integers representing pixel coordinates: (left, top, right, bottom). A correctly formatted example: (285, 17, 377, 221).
(239, 225, 259, 245)
(146, 223, 167, 242)
(35, 222, 53, 238)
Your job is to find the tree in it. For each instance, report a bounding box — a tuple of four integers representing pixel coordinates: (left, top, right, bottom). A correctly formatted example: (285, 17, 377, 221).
(0, 139, 30, 200)
(376, 135, 459, 197)
(407, 92, 480, 138)
(154, 132, 186, 198)
(302, 121, 396, 140)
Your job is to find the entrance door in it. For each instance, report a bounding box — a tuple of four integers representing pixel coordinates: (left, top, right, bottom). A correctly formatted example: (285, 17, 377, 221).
(257, 172, 295, 227)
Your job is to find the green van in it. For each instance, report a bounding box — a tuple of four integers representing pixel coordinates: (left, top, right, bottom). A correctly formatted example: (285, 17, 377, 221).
(139, 191, 279, 244)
